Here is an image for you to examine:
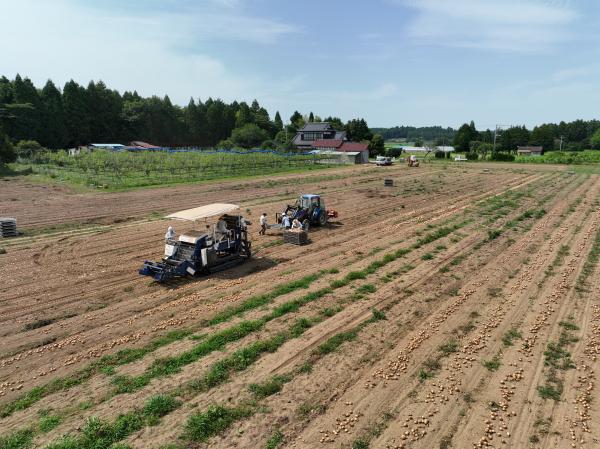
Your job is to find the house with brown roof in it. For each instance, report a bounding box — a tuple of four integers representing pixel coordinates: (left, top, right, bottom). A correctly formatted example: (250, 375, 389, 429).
(517, 146, 543, 156)
(292, 122, 347, 149)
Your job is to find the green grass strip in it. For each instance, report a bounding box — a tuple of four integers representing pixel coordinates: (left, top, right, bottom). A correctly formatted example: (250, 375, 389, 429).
(43, 395, 179, 449)
(0, 428, 34, 449)
(184, 405, 253, 442)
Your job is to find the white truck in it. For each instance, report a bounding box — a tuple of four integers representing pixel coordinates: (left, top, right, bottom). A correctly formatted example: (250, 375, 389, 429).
(376, 156, 393, 166)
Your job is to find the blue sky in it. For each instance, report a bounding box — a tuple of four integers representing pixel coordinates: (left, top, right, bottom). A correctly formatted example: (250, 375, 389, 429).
(1, 0, 599, 128)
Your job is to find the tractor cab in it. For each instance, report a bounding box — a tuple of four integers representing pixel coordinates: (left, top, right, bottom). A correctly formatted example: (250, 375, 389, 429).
(140, 204, 251, 282)
(298, 194, 324, 217)
(278, 194, 337, 231)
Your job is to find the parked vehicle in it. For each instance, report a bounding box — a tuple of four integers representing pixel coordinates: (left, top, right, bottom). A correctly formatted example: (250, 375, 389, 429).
(376, 155, 393, 166)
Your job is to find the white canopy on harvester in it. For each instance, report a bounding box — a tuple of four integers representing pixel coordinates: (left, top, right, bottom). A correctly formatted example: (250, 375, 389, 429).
(165, 203, 239, 221)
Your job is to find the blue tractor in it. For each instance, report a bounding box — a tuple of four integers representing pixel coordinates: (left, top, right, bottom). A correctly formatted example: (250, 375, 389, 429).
(139, 204, 251, 282)
(277, 194, 337, 231)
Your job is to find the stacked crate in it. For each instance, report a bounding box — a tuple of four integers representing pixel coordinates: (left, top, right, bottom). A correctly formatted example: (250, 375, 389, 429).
(0, 217, 17, 238)
(283, 229, 308, 245)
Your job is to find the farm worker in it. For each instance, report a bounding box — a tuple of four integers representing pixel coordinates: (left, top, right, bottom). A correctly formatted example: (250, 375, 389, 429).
(259, 213, 268, 235)
(291, 218, 302, 229)
(282, 214, 291, 229)
(215, 217, 229, 241)
(165, 226, 175, 240)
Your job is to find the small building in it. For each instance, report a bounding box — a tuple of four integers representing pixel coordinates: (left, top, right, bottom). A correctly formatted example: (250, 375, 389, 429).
(310, 150, 365, 165)
(400, 146, 431, 153)
(293, 123, 346, 150)
(129, 141, 162, 150)
(517, 146, 543, 156)
(312, 139, 369, 163)
(89, 143, 126, 151)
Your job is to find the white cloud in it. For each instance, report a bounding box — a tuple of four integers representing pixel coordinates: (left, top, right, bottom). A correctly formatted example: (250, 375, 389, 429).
(0, 0, 297, 105)
(399, 0, 578, 52)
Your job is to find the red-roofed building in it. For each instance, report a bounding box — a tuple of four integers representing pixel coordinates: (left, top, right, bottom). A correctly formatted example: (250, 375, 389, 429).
(312, 139, 369, 164)
(129, 141, 161, 149)
(338, 142, 369, 153)
(312, 139, 344, 150)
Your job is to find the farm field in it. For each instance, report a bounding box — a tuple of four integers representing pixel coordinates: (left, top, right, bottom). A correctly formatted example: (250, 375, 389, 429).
(1, 162, 600, 449)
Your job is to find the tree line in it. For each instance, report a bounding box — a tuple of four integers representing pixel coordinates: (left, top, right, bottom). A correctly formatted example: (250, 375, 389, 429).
(453, 120, 600, 155)
(371, 125, 455, 142)
(0, 74, 384, 163)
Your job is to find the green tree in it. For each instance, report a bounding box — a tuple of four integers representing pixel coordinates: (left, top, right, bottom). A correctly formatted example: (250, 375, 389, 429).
(254, 107, 271, 133)
(453, 122, 478, 152)
(9, 75, 43, 143)
(590, 128, 600, 150)
(40, 80, 67, 148)
(290, 111, 303, 127)
(346, 118, 372, 141)
(230, 123, 268, 148)
(324, 116, 344, 130)
(235, 102, 253, 128)
(273, 111, 283, 132)
(530, 124, 556, 152)
(469, 141, 493, 156)
(63, 80, 91, 146)
(308, 112, 314, 122)
(0, 132, 16, 164)
(368, 134, 385, 157)
(499, 126, 529, 152)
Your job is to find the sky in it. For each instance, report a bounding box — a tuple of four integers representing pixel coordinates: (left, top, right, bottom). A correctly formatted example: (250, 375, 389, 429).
(1, 0, 600, 129)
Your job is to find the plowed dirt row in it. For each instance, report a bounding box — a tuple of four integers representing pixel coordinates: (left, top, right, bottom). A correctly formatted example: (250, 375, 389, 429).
(164, 172, 594, 449)
(0, 163, 588, 449)
(0, 167, 538, 386)
(27, 169, 567, 447)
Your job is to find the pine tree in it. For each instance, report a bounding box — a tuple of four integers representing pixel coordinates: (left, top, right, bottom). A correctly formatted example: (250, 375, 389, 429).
(235, 102, 253, 128)
(40, 80, 67, 148)
(274, 111, 283, 131)
(11, 75, 43, 142)
(63, 80, 91, 146)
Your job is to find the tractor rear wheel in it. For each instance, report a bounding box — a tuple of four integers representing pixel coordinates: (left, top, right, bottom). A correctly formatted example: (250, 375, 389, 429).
(318, 212, 327, 226)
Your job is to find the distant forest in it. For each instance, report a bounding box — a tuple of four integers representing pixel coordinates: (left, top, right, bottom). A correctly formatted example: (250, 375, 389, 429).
(1, 75, 599, 154)
(453, 120, 600, 153)
(371, 126, 455, 142)
(0, 75, 374, 151)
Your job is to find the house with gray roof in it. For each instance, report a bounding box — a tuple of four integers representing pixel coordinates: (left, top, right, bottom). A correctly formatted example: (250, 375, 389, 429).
(292, 122, 347, 149)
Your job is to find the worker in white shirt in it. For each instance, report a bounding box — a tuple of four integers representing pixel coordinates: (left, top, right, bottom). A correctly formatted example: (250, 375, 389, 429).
(215, 217, 229, 241)
(165, 226, 175, 240)
(282, 214, 291, 229)
(259, 213, 268, 235)
(291, 218, 302, 229)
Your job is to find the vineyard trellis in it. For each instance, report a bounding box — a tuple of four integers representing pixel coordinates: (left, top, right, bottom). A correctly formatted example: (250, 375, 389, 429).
(23, 150, 332, 188)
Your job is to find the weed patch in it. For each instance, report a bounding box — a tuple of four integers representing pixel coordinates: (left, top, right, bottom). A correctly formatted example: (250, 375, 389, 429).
(184, 405, 252, 442)
(249, 375, 292, 398)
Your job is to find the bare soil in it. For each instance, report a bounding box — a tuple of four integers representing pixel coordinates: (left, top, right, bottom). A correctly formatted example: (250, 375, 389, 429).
(1, 162, 598, 449)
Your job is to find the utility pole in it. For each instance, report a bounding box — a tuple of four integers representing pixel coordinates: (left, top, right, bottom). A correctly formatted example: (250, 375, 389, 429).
(559, 135, 564, 151)
(493, 124, 512, 153)
(493, 125, 499, 153)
